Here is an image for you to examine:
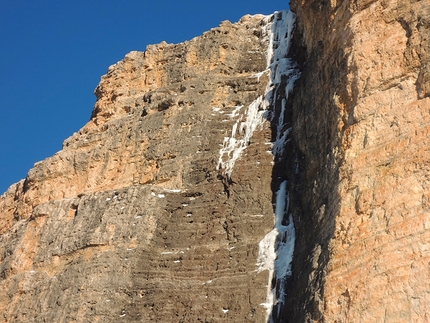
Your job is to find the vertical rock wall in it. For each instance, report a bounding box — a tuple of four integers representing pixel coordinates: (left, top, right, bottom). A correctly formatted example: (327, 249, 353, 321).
(2, 2, 430, 322)
(288, 0, 430, 322)
(0, 14, 287, 323)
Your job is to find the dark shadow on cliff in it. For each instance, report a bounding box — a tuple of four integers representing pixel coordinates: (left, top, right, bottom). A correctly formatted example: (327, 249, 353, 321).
(266, 3, 357, 322)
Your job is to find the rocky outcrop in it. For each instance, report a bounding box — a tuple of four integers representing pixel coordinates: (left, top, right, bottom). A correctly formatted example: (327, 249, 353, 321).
(0, 13, 296, 323)
(287, 0, 430, 322)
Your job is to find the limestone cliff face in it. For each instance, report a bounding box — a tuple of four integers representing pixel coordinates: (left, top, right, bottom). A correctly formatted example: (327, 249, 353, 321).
(1, 2, 430, 323)
(287, 0, 430, 322)
(0, 13, 291, 323)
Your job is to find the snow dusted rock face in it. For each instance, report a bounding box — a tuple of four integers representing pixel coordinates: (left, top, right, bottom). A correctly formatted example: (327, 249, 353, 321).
(286, 0, 430, 322)
(0, 12, 298, 323)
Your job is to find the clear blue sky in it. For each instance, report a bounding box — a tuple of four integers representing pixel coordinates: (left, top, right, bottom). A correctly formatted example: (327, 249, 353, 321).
(0, 0, 289, 194)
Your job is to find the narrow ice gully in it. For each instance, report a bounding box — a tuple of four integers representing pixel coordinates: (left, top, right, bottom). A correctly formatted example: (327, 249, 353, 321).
(216, 10, 300, 322)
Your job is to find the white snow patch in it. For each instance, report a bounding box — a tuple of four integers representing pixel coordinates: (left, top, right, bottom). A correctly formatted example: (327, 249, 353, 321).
(163, 188, 182, 193)
(251, 70, 267, 81)
(251, 214, 264, 218)
(226, 105, 243, 118)
(216, 96, 269, 178)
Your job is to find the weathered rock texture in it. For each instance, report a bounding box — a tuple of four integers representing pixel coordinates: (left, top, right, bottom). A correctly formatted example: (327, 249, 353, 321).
(0, 14, 279, 322)
(286, 0, 430, 322)
(2, 2, 430, 322)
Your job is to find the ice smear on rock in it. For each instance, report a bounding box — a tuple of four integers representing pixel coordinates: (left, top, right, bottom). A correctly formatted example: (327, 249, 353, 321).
(216, 96, 269, 178)
(216, 10, 299, 179)
(214, 10, 299, 321)
(256, 10, 299, 323)
(257, 181, 295, 319)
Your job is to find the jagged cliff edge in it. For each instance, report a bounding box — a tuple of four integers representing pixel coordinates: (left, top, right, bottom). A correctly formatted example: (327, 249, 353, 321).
(0, 10, 299, 323)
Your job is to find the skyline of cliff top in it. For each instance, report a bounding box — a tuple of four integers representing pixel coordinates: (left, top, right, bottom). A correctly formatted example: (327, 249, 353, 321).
(0, 1, 288, 194)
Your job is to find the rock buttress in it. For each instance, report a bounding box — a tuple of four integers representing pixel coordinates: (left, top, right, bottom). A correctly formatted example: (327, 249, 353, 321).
(0, 14, 281, 323)
(287, 0, 430, 322)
